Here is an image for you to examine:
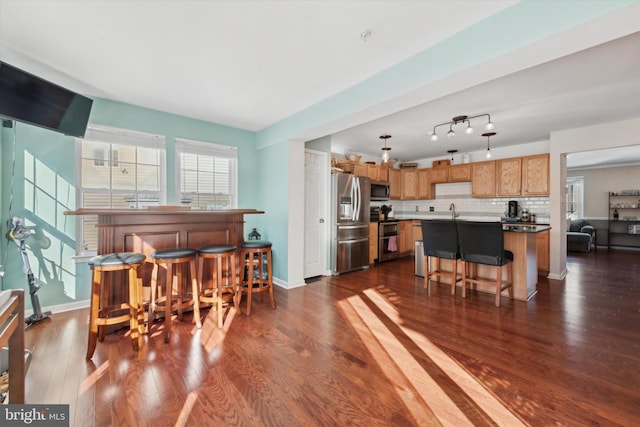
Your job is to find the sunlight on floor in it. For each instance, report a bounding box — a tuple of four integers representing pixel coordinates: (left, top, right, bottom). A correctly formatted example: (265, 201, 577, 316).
(338, 288, 526, 426)
(200, 306, 238, 353)
(78, 360, 109, 395)
(174, 391, 198, 427)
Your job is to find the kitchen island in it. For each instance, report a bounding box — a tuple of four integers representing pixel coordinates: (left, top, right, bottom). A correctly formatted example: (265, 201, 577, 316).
(416, 221, 550, 302)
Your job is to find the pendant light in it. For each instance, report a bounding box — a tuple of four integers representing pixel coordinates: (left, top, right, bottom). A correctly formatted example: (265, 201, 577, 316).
(380, 134, 392, 162)
(483, 132, 496, 159)
(447, 149, 458, 163)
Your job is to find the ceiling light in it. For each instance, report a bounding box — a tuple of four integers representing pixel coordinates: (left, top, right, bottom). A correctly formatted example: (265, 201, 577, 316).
(430, 113, 494, 142)
(380, 134, 392, 162)
(447, 149, 458, 162)
(483, 132, 496, 159)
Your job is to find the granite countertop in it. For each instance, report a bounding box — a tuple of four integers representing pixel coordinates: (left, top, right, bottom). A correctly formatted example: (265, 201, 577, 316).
(502, 224, 551, 233)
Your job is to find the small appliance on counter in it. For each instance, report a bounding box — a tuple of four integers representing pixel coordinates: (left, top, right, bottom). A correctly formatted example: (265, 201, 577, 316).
(502, 200, 520, 222)
(381, 204, 393, 220)
(370, 206, 381, 222)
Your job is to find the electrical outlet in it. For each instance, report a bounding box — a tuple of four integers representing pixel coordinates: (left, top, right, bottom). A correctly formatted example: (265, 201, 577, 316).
(429, 206, 434, 212)
(415, 205, 419, 212)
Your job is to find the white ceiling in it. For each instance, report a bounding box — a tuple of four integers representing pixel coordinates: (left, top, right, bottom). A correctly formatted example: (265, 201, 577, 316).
(1, 1, 640, 168)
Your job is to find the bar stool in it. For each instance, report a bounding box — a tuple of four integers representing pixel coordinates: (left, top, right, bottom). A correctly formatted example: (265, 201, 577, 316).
(420, 219, 462, 295)
(149, 248, 199, 343)
(239, 241, 275, 315)
(457, 221, 513, 307)
(196, 244, 241, 328)
(86, 252, 146, 360)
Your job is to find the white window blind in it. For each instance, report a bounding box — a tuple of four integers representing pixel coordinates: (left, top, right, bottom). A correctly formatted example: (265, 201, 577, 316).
(77, 125, 166, 253)
(175, 138, 237, 210)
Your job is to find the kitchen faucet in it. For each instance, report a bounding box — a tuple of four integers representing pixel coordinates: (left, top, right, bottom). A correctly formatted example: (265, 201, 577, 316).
(449, 203, 458, 220)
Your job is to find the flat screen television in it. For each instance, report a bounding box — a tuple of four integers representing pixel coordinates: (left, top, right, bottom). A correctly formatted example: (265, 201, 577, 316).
(0, 61, 93, 138)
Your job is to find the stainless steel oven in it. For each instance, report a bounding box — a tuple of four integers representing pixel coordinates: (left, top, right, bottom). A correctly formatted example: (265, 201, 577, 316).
(378, 221, 401, 262)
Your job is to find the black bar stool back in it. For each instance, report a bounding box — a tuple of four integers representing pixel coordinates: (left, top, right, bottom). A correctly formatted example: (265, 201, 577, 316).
(457, 221, 513, 307)
(420, 219, 462, 295)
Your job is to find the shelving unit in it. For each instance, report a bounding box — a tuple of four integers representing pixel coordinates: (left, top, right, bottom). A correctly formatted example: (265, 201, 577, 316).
(608, 191, 640, 250)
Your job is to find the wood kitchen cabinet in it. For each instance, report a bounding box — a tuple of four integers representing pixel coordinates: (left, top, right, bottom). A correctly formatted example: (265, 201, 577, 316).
(388, 168, 401, 199)
(369, 222, 378, 264)
(448, 164, 471, 182)
(471, 160, 496, 197)
(416, 168, 431, 199)
(353, 163, 368, 177)
(522, 154, 550, 195)
(398, 220, 414, 254)
(429, 167, 449, 184)
(496, 157, 522, 196)
(536, 230, 550, 272)
(401, 169, 417, 199)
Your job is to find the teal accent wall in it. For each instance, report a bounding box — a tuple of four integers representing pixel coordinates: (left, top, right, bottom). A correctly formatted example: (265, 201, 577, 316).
(0, 98, 259, 310)
(254, 141, 289, 280)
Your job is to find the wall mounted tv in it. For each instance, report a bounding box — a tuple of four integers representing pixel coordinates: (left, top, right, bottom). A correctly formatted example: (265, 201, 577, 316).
(0, 61, 93, 138)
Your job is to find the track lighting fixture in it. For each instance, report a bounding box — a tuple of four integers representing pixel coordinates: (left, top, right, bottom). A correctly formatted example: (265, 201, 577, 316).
(429, 114, 494, 142)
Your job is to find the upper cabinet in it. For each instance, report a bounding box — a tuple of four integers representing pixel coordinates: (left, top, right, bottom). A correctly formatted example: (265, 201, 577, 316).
(401, 169, 417, 200)
(416, 169, 431, 199)
(388, 168, 402, 199)
(522, 154, 549, 196)
(448, 164, 471, 182)
(472, 161, 496, 198)
(496, 157, 522, 196)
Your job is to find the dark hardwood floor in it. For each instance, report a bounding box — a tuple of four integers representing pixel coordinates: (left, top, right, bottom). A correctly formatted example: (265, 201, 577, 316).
(22, 249, 640, 426)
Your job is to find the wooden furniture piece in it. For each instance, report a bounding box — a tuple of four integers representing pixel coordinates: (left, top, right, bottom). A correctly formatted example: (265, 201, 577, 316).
(0, 290, 25, 403)
(149, 248, 199, 343)
(197, 244, 241, 328)
(457, 221, 513, 307)
(64, 208, 263, 305)
(86, 252, 146, 360)
(420, 220, 462, 295)
(239, 241, 275, 316)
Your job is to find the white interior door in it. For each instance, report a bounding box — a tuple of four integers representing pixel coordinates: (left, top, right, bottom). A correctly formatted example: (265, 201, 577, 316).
(304, 149, 328, 278)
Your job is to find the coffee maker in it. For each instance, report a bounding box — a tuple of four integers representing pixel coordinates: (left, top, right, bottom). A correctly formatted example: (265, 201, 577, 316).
(508, 200, 519, 219)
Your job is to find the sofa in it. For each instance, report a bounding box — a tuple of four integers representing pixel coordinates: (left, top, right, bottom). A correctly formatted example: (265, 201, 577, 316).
(567, 219, 595, 253)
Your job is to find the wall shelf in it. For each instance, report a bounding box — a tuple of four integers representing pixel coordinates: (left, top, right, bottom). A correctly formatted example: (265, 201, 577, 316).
(608, 192, 640, 250)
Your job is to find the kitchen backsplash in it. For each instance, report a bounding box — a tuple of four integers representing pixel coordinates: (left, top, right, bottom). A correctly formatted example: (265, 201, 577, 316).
(386, 182, 550, 223)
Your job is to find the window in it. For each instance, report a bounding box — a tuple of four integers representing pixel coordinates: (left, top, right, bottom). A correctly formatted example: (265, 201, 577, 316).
(566, 176, 584, 219)
(77, 126, 166, 253)
(175, 138, 238, 210)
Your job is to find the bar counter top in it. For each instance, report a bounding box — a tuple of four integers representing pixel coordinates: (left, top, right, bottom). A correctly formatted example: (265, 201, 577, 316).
(65, 207, 264, 216)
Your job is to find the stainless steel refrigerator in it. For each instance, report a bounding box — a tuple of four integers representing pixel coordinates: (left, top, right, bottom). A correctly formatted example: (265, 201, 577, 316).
(330, 173, 370, 274)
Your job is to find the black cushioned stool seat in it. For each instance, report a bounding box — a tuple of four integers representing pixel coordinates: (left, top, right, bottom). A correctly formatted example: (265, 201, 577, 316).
(457, 221, 513, 307)
(149, 247, 198, 343)
(239, 241, 275, 315)
(197, 244, 241, 328)
(86, 252, 146, 360)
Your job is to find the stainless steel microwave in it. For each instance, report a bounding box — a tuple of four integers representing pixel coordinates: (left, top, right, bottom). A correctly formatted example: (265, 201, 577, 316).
(370, 181, 390, 201)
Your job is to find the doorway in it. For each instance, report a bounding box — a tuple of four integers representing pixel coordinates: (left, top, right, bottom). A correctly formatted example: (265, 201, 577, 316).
(304, 149, 329, 279)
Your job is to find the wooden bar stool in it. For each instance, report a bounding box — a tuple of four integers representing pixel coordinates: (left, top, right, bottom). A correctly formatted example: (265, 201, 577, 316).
(149, 248, 198, 343)
(457, 221, 513, 307)
(239, 241, 275, 315)
(197, 244, 241, 328)
(86, 252, 146, 360)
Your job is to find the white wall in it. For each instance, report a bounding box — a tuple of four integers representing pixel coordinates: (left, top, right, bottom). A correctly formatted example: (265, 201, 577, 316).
(568, 164, 640, 219)
(549, 117, 640, 279)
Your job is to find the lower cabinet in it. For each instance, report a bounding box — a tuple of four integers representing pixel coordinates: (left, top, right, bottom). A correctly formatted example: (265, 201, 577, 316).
(536, 230, 550, 272)
(369, 222, 378, 264)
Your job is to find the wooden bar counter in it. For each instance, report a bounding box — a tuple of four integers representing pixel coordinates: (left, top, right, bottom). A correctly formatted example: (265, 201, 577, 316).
(65, 208, 264, 257)
(65, 208, 264, 305)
